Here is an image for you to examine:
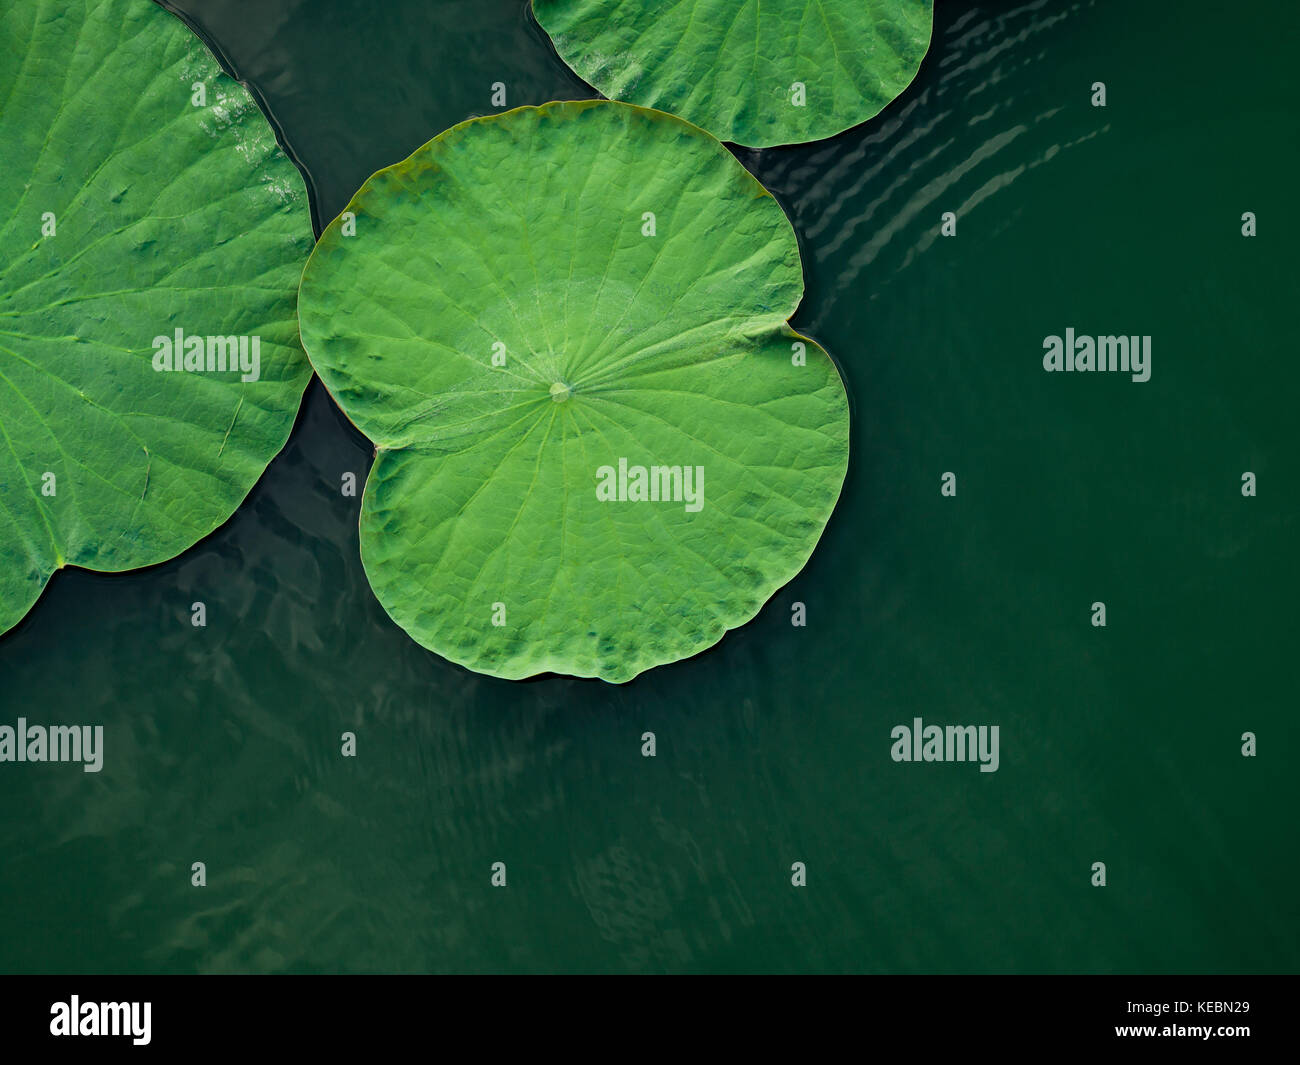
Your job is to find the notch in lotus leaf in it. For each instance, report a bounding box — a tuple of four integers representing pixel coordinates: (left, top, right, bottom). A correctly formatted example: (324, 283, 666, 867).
(0, 0, 313, 635)
(298, 100, 850, 684)
(532, 0, 934, 148)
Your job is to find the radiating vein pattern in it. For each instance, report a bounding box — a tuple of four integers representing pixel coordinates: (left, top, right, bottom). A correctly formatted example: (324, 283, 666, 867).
(0, 0, 313, 633)
(533, 0, 933, 147)
(299, 101, 849, 682)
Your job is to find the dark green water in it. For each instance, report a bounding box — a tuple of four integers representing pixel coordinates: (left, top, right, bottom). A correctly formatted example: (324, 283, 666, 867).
(1, 0, 1296, 973)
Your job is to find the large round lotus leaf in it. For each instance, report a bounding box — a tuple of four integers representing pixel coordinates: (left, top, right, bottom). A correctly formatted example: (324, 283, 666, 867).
(0, 0, 313, 634)
(532, 0, 933, 148)
(299, 101, 849, 683)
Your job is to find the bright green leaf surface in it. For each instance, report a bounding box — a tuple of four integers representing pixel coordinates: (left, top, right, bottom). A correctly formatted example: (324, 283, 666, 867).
(532, 0, 933, 147)
(0, 0, 313, 634)
(299, 101, 849, 683)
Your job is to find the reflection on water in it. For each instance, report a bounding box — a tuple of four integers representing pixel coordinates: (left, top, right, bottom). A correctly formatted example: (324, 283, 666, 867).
(0, 0, 1296, 973)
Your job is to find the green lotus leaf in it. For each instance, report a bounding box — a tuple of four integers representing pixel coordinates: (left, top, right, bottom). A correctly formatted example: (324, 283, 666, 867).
(532, 0, 933, 148)
(299, 100, 849, 683)
(0, 0, 313, 634)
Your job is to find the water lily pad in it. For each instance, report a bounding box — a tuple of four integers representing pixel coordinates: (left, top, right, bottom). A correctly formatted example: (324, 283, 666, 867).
(0, 0, 313, 634)
(299, 101, 849, 683)
(532, 0, 933, 147)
